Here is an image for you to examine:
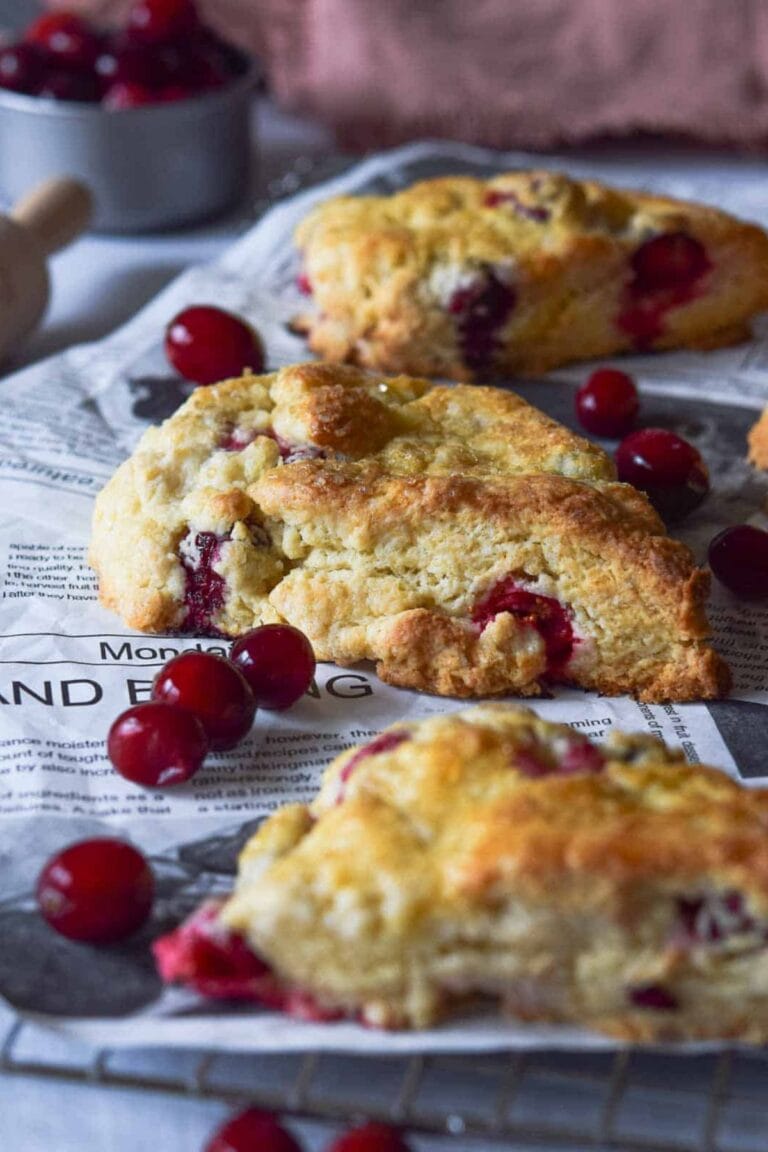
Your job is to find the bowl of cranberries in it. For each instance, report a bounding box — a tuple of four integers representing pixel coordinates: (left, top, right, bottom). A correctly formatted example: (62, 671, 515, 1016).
(0, 1, 255, 231)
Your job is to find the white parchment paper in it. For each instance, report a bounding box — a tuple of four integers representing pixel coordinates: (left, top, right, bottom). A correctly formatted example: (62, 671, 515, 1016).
(1, 141, 767, 1052)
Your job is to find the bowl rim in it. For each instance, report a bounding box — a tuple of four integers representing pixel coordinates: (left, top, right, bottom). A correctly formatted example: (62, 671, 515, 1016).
(0, 53, 258, 119)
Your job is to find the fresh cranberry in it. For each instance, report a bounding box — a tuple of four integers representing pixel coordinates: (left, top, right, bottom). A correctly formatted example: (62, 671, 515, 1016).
(473, 580, 575, 676)
(38, 69, 101, 102)
(615, 428, 709, 521)
(25, 12, 101, 70)
(575, 368, 639, 438)
(0, 44, 45, 94)
(708, 525, 768, 600)
(631, 233, 711, 292)
(165, 306, 265, 386)
(37, 838, 154, 943)
(205, 1108, 303, 1152)
(559, 738, 605, 775)
(102, 81, 157, 109)
(108, 701, 208, 787)
(179, 529, 227, 635)
(230, 625, 316, 710)
(95, 37, 155, 90)
(448, 270, 516, 371)
(327, 1122, 413, 1152)
(158, 83, 193, 102)
(628, 984, 679, 1011)
(126, 0, 200, 44)
(153, 651, 256, 751)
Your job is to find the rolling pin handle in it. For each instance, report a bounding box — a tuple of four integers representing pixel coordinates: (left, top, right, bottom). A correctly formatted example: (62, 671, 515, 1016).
(10, 177, 93, 256)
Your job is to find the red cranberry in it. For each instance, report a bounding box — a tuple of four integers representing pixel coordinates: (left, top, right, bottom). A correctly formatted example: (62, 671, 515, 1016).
(0, 43, 45, 94)
(230, 625, 316, 710)
(631, 232, 711, 292)
(483, 189, 549, 222)
(448, 270, 516, 371)
(36, 838, 154, 943)
(158, 83, 193, 102)
(677, 890, 755, 945)
(153, 900, 273, 1000)
(628, 984, 679, 1011)
(297, 272, 312, 295)
(615, 428, 709, 521)
(102, 81, 157, 109)
(38, 69, 101, 103)
(95, 37, 155, 90)
(107, 701, 208, 787)
(152, 651, 256, 751)
(205, 1108, 302, 1152)
(165, 306, 265, 386)
(337, 730, 410, 802)
(575, 368, 639, 438)
(473, 581, 575, 676)
(708, 525, 768, 600)
(179, 529, 227, 635)
(327, 1123, 413, 1152)
(25, 12, 101, 70)
(126, 0, 200, 44)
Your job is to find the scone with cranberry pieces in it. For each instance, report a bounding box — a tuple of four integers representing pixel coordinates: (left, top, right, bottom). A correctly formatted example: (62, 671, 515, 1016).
(90, 362, 729, 702)
(295, 171, 768, 378)
(157, 704, 768, 1043)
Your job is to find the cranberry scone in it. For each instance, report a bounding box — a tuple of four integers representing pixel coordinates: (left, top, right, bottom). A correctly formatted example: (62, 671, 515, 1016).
(748, 407, 768, 469)
(155, 704, 768, 1043)
(294, 171, 768, 379)
(89, 362, 729, 701)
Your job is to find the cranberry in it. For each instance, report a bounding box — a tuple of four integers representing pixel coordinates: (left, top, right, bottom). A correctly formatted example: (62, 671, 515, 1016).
(126, 0, 199, 43)
(152, 651, 256, 751)
(153, 900, 273, 1000)
(473, 580, 575, 676)
(615, 428, 709, 521)
(108, 701, 208, 787)
(179, 529, 227, 635)
(448, 270, 516, 371)
(95, 37, 155, 90)
(165, 306, 265, 386)
(559, 738, 605, 775)
(102, 81, 157, 109)
(575, 368, 639, 438)
(628, 984, 679, 1011)
(36, 838, 154, 943)
(337, 731, 410, 801)
(0, 44, 45, 94)
(327, 1123, 413, 1152)
(297, 272, 312, 295)
(677, 890, 756, 945)
(205, 1108, 303, 1152)
(158, 83, 193, 102)
(38, 69, 101, 103)
(708, 525, 768, 600)
(631, 232, 711, 292)
(25, 12, 101, 70)
(483, 189, 549, 222)
(230, 625, 316, 710)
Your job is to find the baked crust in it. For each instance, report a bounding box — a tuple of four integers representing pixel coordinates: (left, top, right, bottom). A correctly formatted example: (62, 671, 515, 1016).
(211, 704, 768, 1040)
(294, 171, 768, 378)
(90, 362, 728, 702)
(748, 407, 768, 469)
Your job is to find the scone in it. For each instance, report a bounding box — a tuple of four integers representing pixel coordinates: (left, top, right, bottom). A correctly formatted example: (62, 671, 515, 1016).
(89, 362, 729, 701)
(155, 704, 768, 1043)
(748, 407, 768, 469)
(294, 171, 768, 379)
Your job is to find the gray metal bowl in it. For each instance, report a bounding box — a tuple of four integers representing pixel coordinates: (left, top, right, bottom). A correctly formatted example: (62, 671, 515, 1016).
(0, 60, 256, 232)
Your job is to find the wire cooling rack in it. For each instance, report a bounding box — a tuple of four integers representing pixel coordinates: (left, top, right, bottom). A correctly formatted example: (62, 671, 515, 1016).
(3, 1012, 768, 1150)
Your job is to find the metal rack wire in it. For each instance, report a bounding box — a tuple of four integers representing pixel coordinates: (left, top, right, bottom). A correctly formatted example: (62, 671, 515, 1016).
(3, 1014, 768, 1150)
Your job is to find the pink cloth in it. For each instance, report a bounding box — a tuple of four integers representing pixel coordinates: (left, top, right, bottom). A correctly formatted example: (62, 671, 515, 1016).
(52, 0, 768, 151)
(246, 0, 768, 151)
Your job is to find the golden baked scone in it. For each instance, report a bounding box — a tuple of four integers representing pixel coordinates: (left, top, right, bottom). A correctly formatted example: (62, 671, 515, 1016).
(294, 171, 768, 379)
(748, 407, 768, 469)
(89, 362, 729, 702)
(155, 704, 768, 1043)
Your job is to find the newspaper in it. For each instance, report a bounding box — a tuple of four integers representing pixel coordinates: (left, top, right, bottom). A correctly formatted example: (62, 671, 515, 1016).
(0, 140, 767, 1053)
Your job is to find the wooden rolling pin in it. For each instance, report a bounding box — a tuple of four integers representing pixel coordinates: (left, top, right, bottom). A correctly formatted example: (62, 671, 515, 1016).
(0, 177, 92, 362)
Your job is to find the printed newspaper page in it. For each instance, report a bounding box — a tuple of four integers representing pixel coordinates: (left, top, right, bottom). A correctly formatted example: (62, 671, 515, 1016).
(0, 141, 766, 1051)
